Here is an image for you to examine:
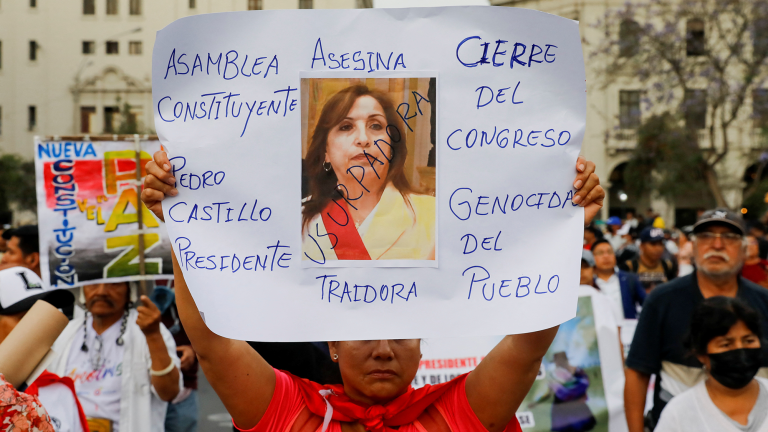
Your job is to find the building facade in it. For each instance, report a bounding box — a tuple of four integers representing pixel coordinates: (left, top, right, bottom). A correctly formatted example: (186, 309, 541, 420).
(492, 0, 768, 226)
(0, 0, 365, 159)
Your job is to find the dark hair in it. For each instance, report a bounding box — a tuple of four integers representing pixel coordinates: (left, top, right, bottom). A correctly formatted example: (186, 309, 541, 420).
(2, 225, 39, 255)
(302, 85, 415, 231)
(685, 296, 763, 357)
(749, 221, 767, 234)
(591, 238, 613, 253)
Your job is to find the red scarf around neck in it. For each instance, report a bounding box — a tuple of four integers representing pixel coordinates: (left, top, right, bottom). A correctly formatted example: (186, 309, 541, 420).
(286, 370, 459, 431)
(284, 371, 520, 432)
(26, 370, 89, 432)
(321, 199, 371, 260)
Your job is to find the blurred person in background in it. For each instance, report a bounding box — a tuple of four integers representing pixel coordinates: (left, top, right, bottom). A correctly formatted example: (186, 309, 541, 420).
(581, 250, 596, 287)
(625, 210, 639, 229)
(749, 221, 768, 260)
(592, 239, 645, 322)
(621, 227, 678, 294)
(676, 229, 694, 277)
(1, 226, 40, 277)
(615, 224, 640, 264)
(0, 224, 10, 261)
(0, 266, 87, 432)
(664, 230, 679, 256)
(151, 285, 200, 432)
(604, 216, 624, 251)
(583, 225, 602, 251)
(624, 208, 768, 432)
(48, 282, 181, 432)
(0, 374, 55, 431)
(743, 235, 768, 288)
(655, 297, 767, 432)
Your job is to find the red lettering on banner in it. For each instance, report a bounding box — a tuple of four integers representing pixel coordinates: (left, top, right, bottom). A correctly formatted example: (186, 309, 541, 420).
(418, 357, 479, 370)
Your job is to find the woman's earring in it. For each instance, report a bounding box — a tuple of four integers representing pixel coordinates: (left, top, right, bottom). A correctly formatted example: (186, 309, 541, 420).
(323, 161, 332, 172)
(333, 354, 339, 360)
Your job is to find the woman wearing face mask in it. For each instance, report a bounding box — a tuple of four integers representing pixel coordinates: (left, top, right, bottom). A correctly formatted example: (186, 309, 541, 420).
(655, 296, 768, 432)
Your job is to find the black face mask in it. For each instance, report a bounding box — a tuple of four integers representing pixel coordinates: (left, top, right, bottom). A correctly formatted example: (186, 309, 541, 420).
(708, 348, 762, 390)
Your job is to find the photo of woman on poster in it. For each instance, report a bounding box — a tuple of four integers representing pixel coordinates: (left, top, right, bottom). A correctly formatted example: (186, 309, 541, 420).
(529, 351, 597, 432)
(301, 79, 436, 264)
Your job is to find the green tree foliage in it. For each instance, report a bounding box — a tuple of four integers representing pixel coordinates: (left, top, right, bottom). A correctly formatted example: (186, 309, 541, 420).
(624, 113, 710, 200)
(591, 0, 768, 208)
(0, 155, 37, 220)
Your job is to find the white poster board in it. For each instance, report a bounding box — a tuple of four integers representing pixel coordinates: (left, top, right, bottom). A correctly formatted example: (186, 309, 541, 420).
(152, 7, 586, 341)
(34, 140, 174, 288)
(415, 287, 628, 432)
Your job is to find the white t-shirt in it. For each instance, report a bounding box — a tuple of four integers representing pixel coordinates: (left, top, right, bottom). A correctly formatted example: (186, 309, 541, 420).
(656, 378, 768, 432)
(64, 316, 125, 431)
(594, 271, 625, 323)
(37, 382, 85, 432)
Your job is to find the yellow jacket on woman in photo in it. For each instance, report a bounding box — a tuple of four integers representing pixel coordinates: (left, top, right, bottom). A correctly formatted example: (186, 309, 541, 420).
(302, 184, 436, 262)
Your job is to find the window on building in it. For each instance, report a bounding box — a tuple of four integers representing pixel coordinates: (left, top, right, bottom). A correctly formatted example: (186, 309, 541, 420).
(129, 0, 140, 15)
(686, 19, 706, 56)
(29, 41, 38, 61)
(189, 0, 196, 8)
(104, 106, 119, 133)
(106, 0, 118, 15)
(299, 0, 313, 9)
(755, 4, 768, 58)
(30, 0, 36, 8)
(247, 0, 262, 10)
(106, 41, 118, 54)
(619, 19, 641, 58)
(124, 109, 138, 132)
(685, 89, 707, 129)
(619, 90, 641, 129)
(80, 106, 96, 133)
(28, 106, 36, 131)
(83, 0, 95, 15)
(128, 41, 142, 55)
(754, 89, 768, 129)
(82, 41, 95, 54)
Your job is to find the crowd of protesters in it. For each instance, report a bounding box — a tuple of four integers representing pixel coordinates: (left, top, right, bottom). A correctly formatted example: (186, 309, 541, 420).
(581, 207, 768, 432)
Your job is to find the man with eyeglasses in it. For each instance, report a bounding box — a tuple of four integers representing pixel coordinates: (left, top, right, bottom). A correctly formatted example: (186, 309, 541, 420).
(623, 208, 768, 432)
(620, 226, 677, 294)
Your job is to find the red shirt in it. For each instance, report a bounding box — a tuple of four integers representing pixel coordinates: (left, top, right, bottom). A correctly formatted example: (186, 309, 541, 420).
(235, 369, 521, 432)
(743, 260, 768, 286)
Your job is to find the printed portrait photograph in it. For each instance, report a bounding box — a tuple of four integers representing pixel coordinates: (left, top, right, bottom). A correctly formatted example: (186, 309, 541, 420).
(300, 76, 437, 267)
(519, 297, 609, 432)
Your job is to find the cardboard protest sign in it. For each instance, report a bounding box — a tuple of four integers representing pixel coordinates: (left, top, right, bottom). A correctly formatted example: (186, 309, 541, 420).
(152, 7, 586, 340)
(34, 140, 174, 288)
(415, 288, 627, 432)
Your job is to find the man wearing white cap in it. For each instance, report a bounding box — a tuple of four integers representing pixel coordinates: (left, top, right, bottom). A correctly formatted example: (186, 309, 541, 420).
(0, 265, 88, 432)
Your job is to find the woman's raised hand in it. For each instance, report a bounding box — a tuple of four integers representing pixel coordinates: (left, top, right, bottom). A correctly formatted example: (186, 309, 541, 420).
(571, 156, 604, 225)
(141, 150, 178, 223)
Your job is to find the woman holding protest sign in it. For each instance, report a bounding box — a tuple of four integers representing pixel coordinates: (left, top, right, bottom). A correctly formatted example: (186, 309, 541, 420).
(301, 83, 436, 263)
(141, 147, 604, 432)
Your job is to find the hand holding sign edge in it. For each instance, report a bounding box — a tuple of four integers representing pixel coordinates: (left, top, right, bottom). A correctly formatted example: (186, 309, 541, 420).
(141, 150, 178, 223)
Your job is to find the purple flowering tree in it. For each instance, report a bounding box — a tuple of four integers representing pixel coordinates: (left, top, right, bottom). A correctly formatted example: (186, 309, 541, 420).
(591, 0, 768, 207)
